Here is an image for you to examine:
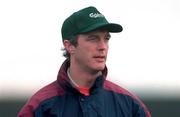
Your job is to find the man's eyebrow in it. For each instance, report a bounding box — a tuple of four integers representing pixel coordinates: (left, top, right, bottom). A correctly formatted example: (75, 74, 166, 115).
(87, 34, 99, 38)
(85, 31, 111, 38)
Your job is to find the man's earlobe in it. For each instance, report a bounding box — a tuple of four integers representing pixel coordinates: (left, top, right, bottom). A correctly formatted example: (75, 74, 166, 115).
(69, 45, 76, 54)
(63, 40, 75, 54)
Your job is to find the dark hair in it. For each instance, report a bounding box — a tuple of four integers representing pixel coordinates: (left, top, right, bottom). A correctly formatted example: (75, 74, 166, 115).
(62, 36, 78, 59)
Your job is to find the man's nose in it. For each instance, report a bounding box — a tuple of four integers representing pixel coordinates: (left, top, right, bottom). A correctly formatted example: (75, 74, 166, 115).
(97, 39, 108, 50)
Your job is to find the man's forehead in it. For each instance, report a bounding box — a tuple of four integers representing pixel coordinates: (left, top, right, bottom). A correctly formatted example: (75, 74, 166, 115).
(81, 29, 110, 35)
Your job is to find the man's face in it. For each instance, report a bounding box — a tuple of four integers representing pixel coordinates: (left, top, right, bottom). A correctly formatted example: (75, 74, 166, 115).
(72, 30, 110, 73)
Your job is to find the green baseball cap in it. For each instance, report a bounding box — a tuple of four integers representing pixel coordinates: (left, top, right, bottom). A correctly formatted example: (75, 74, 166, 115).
(61, 6, 123, 40)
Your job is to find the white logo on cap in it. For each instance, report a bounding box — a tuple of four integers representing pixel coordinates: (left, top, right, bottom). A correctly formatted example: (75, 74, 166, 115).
(89, 13, 104, 18)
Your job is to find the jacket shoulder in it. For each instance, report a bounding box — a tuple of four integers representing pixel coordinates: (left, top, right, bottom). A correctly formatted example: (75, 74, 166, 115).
(18, 81, 64, 117)
(103, 80, 151, 117)
(104, 80, 134, 97)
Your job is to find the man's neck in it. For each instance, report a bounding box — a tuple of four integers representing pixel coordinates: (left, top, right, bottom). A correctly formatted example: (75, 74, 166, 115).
(68, 64, 102, 88)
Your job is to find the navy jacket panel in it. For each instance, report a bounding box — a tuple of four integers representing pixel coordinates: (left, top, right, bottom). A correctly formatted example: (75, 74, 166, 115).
(18, 59, 151, 117)
(32, 82, 148, 117)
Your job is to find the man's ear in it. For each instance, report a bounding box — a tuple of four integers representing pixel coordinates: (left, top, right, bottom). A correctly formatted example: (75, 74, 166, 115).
(63, 40, 75, 54)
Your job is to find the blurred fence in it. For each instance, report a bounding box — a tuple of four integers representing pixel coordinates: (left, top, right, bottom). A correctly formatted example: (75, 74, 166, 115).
(0, 98, 180, 117)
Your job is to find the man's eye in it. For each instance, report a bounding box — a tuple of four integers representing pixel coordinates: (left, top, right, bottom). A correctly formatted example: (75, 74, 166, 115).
(106, 37, 110, 40)
(105, 36, 111, 41)
(87, 36, 98, 41)
(90, 38, 97, 40)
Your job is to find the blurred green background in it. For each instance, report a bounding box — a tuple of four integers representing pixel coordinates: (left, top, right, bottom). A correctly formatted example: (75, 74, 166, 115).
(0, 97, 179, 117)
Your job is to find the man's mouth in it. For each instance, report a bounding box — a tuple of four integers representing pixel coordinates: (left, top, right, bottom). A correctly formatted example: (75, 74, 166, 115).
(93, 56, 106, 62)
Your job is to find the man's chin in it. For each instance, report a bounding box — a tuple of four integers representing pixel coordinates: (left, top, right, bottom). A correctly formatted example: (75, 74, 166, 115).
(90, 62, 106, 72)
(95, 64, 105, 71)
(90, 67, 104, 75)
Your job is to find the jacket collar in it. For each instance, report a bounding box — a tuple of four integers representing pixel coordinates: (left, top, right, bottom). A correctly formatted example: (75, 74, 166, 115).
(57, 59, 108, 94)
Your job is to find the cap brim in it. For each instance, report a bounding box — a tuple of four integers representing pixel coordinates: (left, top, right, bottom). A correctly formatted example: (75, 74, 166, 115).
(80, 23, 123, 33)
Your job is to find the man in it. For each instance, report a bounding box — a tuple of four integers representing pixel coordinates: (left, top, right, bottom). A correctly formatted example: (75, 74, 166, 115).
(18, 6, 151, 117)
